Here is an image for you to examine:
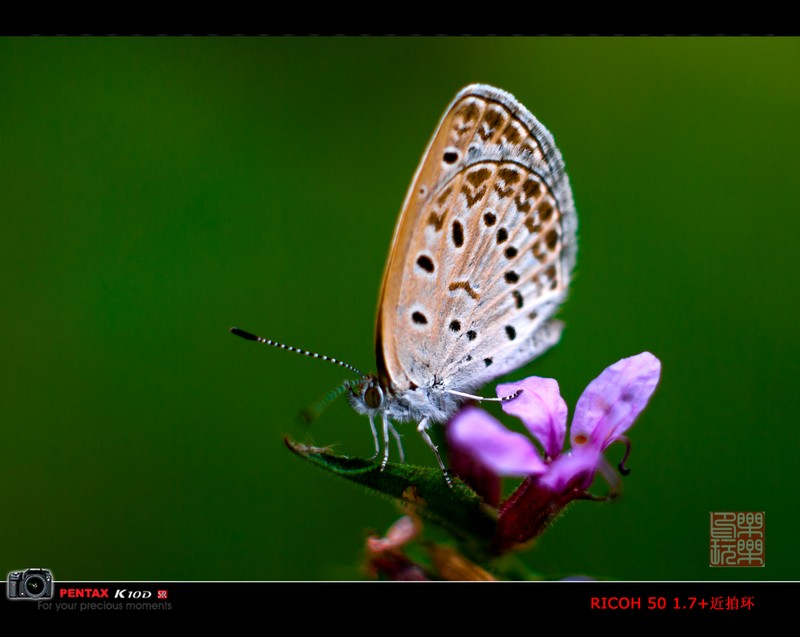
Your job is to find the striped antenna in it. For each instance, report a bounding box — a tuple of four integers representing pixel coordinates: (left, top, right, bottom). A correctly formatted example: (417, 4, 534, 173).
(229, 327, 366, 379)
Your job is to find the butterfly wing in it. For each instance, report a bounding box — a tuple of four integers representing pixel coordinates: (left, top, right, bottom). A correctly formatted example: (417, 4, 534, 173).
(376, 84, 577, 395)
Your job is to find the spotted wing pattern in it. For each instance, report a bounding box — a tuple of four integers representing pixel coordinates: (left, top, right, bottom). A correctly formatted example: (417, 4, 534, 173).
(376, 85, 577, 394)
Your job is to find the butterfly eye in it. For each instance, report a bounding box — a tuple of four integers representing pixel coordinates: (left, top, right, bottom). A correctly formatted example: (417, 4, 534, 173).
(363, 384, 383, 409)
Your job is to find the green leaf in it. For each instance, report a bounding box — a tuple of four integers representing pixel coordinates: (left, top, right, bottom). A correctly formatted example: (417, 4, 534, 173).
(285, 437, 497, 547)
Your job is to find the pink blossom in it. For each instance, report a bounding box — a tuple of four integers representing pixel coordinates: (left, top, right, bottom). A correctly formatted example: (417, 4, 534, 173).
(446, 352, 661, 551)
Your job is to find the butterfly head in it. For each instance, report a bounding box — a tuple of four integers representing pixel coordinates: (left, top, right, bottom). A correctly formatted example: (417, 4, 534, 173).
(347, 374, 386, 416)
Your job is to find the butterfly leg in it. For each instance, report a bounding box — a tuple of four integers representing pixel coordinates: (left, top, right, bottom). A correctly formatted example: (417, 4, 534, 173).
(417, 417, 453, 487)
(380, 413, 392, 470)
(388, 422, 405, 464)
(368, 413, 380, 460)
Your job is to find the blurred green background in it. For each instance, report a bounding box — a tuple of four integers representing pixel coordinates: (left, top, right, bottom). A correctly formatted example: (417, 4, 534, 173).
(1, 37, 798, 581)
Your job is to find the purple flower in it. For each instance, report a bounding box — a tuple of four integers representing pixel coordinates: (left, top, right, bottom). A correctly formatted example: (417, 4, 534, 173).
(446, 352, 661, 551)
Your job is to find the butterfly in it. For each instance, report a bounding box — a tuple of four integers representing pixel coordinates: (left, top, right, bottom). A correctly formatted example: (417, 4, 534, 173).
(232, 84, 576, 483)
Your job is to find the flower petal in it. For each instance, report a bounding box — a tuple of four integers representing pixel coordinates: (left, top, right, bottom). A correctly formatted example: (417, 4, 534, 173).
(447, 434, 502, 507)
(447, 406, 547, 477)
(571, 352, 661, 450)
(539, 446, 602, 492)
(366, 515, 420, 554)
(497, 377, 567, 458)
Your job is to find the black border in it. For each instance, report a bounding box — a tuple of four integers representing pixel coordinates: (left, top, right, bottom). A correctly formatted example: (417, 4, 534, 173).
(3, 581, 797, 623)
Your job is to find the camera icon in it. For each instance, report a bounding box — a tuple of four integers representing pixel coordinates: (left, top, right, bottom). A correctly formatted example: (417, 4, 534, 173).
(7, 568, 53, 600)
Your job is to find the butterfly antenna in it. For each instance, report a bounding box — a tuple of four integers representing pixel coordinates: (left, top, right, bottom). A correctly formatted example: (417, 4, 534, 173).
(299, 380, 356, 425)
(229, 327, 366, 379)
